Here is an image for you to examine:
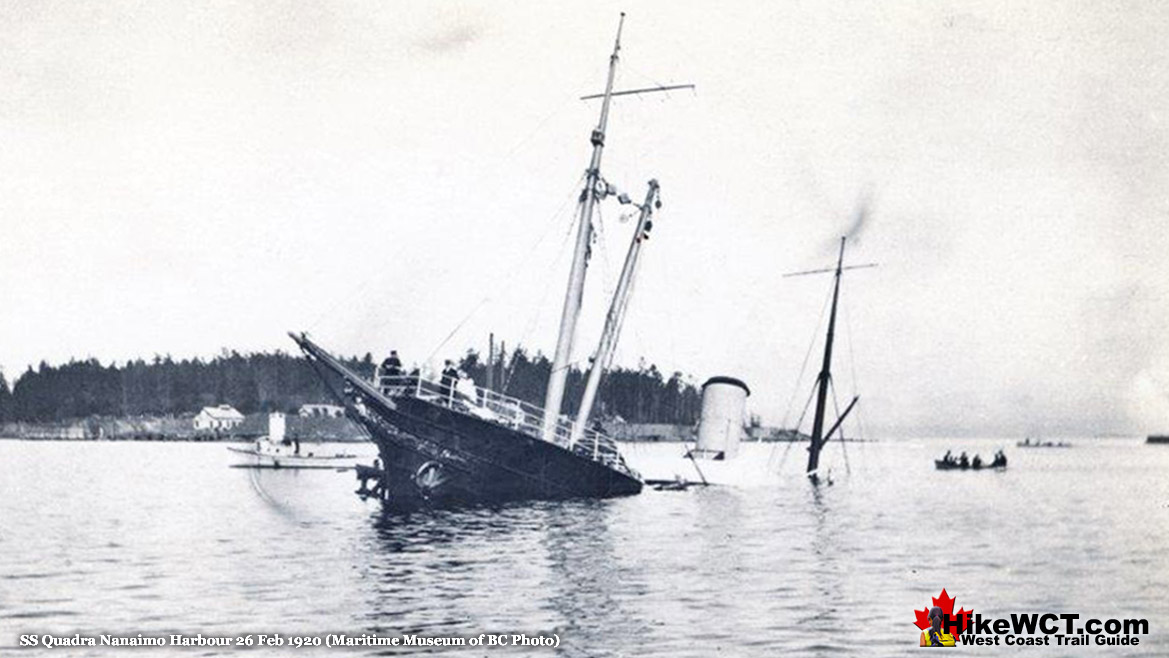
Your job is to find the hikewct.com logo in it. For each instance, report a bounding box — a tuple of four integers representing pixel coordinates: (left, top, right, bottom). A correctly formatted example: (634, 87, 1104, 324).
(914, 589, 1149, 648)
(914, 589, 970, 646)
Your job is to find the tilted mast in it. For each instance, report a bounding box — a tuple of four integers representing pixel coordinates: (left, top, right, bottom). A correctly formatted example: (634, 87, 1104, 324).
(541, 14, 626, 442)
(806, 237, 847, 476)
(570, 179, 661, 446)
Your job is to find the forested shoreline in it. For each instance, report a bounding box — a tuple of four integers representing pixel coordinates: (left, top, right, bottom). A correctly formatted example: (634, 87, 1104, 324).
(0, 347, 703, 426)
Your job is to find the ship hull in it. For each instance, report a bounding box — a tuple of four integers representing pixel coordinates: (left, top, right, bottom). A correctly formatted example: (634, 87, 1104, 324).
(355, 396, 642, 509)
(289, 332, 642, 509)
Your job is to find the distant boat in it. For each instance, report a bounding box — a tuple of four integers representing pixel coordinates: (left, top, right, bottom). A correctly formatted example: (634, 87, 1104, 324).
(934, 447, 1007, 471)
(934, 458, 1007, 472)
(1016, 438, 1072, 448)
(1148, 435, 1169, 445)
(228, 413, 357, 469)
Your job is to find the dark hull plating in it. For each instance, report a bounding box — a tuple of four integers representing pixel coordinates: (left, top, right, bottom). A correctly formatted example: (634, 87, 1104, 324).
(356, 395, 642, 509)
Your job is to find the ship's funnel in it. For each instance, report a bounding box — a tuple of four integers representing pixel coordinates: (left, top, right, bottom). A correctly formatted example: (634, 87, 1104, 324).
(694, 376, 750, 459)
(268, 412, 286, 444)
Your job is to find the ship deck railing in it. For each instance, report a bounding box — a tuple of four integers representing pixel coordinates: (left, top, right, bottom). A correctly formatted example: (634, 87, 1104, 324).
(374, 374, 635, 477)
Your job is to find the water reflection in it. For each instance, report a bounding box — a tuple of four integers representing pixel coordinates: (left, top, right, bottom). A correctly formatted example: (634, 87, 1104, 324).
(799, 484, 853, 655)
(3, 440, 1168, 657)
(357, 503, 541, 636)
(540, 499, 647, 657)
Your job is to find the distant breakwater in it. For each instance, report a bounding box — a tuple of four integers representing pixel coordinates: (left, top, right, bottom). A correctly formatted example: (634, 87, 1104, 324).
(0, 414, 366, 442)
(601, 422, 812, 443)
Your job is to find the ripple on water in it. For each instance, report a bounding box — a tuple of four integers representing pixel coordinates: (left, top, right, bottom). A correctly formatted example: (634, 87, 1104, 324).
(5, 609, 82, 620)
(1, 440, 1167, 656)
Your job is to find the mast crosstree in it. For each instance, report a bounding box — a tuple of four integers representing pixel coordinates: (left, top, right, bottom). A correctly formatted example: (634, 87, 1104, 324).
(784, 236, 873, 481)
(541, 14, 626, 442)
(542, 13, 693, 443)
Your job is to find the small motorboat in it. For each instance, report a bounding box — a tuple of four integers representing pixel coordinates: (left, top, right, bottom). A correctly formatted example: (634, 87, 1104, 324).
(228, 412, 357, 469)
(228, 438, 358, 469)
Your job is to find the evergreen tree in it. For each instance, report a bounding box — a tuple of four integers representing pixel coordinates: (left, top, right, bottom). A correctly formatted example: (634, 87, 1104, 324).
(0, 370, 11, 423)
(3, 345, 702, 425)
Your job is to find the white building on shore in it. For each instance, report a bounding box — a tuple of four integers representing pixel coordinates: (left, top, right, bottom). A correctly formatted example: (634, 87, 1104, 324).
(193, 404, 245, 431)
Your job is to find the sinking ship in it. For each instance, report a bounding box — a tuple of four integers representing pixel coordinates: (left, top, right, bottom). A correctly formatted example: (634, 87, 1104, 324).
(291, 15, 693, 508)
(630, 237, 869, 487)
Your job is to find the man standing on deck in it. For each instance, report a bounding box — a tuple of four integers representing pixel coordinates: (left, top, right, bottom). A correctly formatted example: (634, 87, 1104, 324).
(379, 350, 404, 395)
(381, 351, 403, 377)
(440, 360, 458, 404)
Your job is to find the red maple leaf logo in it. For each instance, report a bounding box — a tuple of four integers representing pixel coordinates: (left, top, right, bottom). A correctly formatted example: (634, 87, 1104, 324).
(914, 589, 972, 643)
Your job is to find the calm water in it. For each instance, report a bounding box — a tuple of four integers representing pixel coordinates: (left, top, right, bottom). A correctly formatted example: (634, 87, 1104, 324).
(1, 438, 1167, 656)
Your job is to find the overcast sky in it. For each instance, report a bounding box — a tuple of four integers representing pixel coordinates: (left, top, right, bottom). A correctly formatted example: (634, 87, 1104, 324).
(2, 1, 1167, 437)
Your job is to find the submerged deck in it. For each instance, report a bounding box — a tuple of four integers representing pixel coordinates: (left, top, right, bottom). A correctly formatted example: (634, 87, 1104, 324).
(372, 374, 636, 478)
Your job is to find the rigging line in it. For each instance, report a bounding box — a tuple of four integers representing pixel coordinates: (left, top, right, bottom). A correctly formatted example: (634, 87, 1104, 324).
(656, 29, 707, 93)
(500, 87, 586, 162)
(843, 290, 861, 402)
(781, 283, 834, 429)
(549, 357, 587, 376)
(830, 378, 851, 476)
(768, 429, 797, 472)
(499, 347, 518, 393)
(838, 287, 868, 456)
(314, 170, 587, 352)
(424, 297, 494, 365)
(524, 192, 587, 333)
(502, 244, 574, 392)
(613, 61, 661, 88)
(306, 277, 375, 334)
(501, 197, 585, 394)
(611, 194, 658, 372)
(429, 69, 593, 266)
(594, 199, 615, 295)
(542, 170, 591, 243)
(423, 173, 586, 364)
(851, 403, 868, 466)
(609, 245, 646, 370)
(303, 354, 370, 441)
(791, 382, 819, 440)
(591, 194, 641, 364)
(842, 292, 866, 446)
